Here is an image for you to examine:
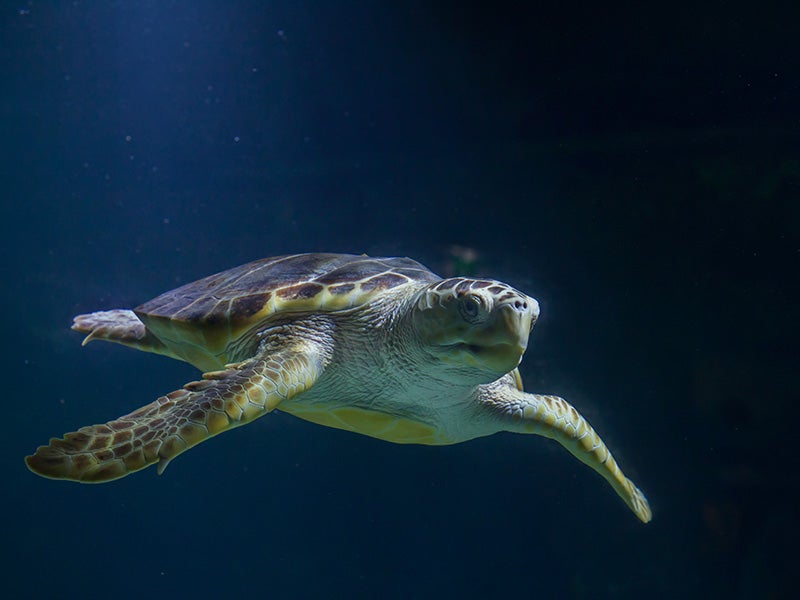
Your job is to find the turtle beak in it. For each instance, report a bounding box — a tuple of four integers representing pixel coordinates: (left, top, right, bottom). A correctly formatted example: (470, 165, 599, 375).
(500, 295, 538, 351)
(467, 296, 538, 373)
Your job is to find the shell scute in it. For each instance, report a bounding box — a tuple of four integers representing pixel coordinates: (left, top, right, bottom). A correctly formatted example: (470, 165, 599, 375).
(231, 293, 271, 319)
(328, 283, 355, 295)
(360, 272, 410, 292)
(276, 282, 325, 301)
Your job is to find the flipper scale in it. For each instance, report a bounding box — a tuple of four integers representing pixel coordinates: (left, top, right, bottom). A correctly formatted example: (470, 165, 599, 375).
(26, 343, 324, 482)
(482, 380, 652, 523)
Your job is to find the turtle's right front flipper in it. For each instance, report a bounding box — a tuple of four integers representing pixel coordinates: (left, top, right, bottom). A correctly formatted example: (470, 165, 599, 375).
(26, 338, 327, 482)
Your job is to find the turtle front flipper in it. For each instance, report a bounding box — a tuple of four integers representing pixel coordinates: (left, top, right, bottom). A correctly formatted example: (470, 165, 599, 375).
(26, 340, 327, 482)
(481, 381, 652, 523)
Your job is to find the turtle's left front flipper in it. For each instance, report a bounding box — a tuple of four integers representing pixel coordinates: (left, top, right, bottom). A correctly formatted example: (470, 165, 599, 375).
(482, 380, 652, 523)
(26, 339, 327, 482)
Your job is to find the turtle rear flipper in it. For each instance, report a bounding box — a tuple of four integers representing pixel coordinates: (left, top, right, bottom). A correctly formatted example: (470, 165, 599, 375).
(26, 341, 326, 482)
(72, 309, 173, 355)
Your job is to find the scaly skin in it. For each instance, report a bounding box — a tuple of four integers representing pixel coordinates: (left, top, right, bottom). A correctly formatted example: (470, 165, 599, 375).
(25, 338, 327, 482)
(480, 376, 652, 523)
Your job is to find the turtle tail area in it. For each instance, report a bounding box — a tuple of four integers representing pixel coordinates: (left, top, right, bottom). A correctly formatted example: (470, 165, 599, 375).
(25, 357, 287, 483)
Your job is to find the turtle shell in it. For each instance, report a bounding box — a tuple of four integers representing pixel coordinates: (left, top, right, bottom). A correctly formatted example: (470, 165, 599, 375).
(135, 253, 440, 364)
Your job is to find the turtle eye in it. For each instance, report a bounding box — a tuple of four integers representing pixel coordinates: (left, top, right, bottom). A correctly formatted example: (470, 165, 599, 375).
(458, 294, 485, 323)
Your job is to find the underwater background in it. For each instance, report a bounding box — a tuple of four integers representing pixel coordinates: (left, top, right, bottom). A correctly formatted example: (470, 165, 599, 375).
(2, 2, 797, 598)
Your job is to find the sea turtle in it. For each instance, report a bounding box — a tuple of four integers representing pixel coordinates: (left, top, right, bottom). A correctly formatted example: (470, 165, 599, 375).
(26, 253, 651, 523)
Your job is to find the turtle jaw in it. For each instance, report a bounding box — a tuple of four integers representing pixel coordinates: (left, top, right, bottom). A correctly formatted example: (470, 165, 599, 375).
(415, 286, 539, 379)
(456, 302, 535, 374)
(453, 341, 527, 374)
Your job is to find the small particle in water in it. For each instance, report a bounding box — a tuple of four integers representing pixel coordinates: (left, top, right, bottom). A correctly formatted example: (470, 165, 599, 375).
(163, 218, 170, 225)
(234, 136, 240, 142)
(125, 135, 132, 142)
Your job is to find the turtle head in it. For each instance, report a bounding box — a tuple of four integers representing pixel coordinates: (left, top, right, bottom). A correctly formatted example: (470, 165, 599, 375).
(412, 278, 539, 381)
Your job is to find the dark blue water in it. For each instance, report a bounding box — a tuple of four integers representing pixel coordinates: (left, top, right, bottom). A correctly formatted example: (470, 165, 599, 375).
(3, 2, 797, 598)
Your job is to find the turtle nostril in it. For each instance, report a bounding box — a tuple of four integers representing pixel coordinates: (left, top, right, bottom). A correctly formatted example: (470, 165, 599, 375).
(513, 299, 528, 311)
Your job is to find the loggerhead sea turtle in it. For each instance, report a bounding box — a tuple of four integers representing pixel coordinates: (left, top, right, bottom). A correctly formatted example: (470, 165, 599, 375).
(26, 253, 651, 522)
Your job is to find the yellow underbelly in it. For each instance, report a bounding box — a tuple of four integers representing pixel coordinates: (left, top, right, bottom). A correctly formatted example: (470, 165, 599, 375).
(280, 404, 446, 445)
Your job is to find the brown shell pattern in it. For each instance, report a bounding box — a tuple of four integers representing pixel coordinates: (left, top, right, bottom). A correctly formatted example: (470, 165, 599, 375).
(135, 253, 441, 331)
